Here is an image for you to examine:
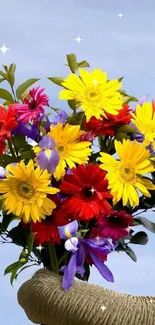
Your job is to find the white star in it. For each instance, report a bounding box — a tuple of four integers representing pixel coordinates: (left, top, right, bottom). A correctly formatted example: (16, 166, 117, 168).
(101, 305, 107, 311)
(75, 35, 83, 44)
(0, 43, 10, 56)
(118, 12, 124, 18)
(36, 244, 44, 253)
(90, 187, 96, 193)
(92, 80, 99, 86)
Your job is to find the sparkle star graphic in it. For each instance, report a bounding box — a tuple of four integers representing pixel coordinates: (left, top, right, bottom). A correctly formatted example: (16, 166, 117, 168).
(118, 12, 124, 18)
(0, 43, 10, 55)
(75, 35, 83, 44)
(36, 244, 44, 253)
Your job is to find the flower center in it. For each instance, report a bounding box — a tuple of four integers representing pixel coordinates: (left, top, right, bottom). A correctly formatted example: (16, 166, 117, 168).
(107, 215, 121, 226)
(80, 185, 95, 199)
(18, 181, 35, 199)
(29, 99, 38, 110)
(57, 145, 64, 152)
(85, 85, 102, 103)
(119, 164, 136, 184)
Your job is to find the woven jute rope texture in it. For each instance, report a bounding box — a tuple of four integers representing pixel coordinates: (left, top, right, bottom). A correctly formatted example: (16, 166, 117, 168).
(17, 269, 155, 325)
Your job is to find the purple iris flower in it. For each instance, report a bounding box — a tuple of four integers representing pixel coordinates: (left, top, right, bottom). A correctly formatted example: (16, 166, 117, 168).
(12, 121, 40, 142)
(0, 166, 5, 179)
(36, 135, 60, 174)
(58, 221, 117, 291)
(51, 110, 68, 126)
(38, 114, 50, 132)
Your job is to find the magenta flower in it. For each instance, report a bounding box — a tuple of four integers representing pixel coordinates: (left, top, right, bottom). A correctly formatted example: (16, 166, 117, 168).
(13, 87, 49, 124)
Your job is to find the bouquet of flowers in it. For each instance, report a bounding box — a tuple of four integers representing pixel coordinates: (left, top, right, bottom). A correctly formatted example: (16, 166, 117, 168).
(1, 54, 155, 291)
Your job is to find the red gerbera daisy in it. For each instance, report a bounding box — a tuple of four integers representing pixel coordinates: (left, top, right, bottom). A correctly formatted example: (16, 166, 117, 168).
(84, 104, 131, 137)
(0, 105, 18, 154)
(31, 221, 61, 245)
(90, 210, 133, 240)
(59, 164, 112, 222)
(12, 86, 49, 124)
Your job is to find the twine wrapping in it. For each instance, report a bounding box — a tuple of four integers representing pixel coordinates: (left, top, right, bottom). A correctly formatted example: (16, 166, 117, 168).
(17, 269, 155, 325)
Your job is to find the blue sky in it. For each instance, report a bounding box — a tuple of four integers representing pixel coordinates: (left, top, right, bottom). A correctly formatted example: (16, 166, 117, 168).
(0, 0, 155, 324)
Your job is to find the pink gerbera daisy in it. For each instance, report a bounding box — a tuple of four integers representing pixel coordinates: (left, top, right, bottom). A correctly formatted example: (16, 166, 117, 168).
(13, 86, 49, 124)
(90, 210, 133, 240)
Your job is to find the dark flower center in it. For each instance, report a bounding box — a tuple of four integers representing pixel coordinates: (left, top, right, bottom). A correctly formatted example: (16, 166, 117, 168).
(107, 215, 124, 226)
(29, 99, 38, 110)
(80, 185, 94, 199)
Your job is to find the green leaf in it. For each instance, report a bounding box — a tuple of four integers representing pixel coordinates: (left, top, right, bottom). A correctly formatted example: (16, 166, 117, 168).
(4, 261, 21, 275)
(1, 212, 18, 232)
(129, 231, 148, 245)
(13, 134, 27, 152)
(50, 106, 59, 112)
(19, 144, 35, 160)
(3, 65, 8, 73)
(117, 125, 136, 134)
(118, 76, 124, 82)
(8, 63, 16, 74)
(7, 72, 15, 87)
(76, 60, 90, 69)
(0, 71, 7, 78)
(10, 269, 18, 286)
(123, 96, 138, 104)
(66, 53, 77, 73)
(27, 232, 35, 255)
(48, 77, 64, 86)
(0, 154, 18, 168)
(7, 224, 27, 247)
(16, 78, 39, 99)
(125, 246, 137, 262)
(0, 78, 5, 83)
(16, 263, 38, 276)
(0, 88, 14, 103)
(67, 99, 77, 111)
(134, 216, 155, 233)
(67, 112, 84, 125)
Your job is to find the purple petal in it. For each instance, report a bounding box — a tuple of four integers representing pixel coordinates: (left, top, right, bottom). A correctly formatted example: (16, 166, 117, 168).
(89, 250, 114, 282)
(61, 252, 77, 291)
(39, 135, 55, 149)
(85, 238, 115, 252)
(65, 237, 79, 252)
(37, 149, 59, 173)
(12, 121, 40, 142)
(38, 114, 50, 132)
(58, 220, 78, 240)
(76, 243, 85, 276)
(0, 166, 5, 179)
(52, 110, 68, 126)
(137, 95, 148, 106)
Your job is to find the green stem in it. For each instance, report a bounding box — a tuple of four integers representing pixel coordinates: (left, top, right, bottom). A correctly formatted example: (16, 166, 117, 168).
(58, 252, 68, 266)
(48, 243, 59, 274)
(10, 85, 17, 102)
(7, 139, 16, 158)
(12, 138, 19, 160)
(80, 112, 85, 129)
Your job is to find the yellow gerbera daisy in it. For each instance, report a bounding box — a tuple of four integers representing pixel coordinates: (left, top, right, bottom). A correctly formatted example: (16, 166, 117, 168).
(0, 160, 59, 223)
(131, 101, 155, 150)
(99, 139, 155, 207)
(59, 68, 123, 122)
(34, 123, 92, 180)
